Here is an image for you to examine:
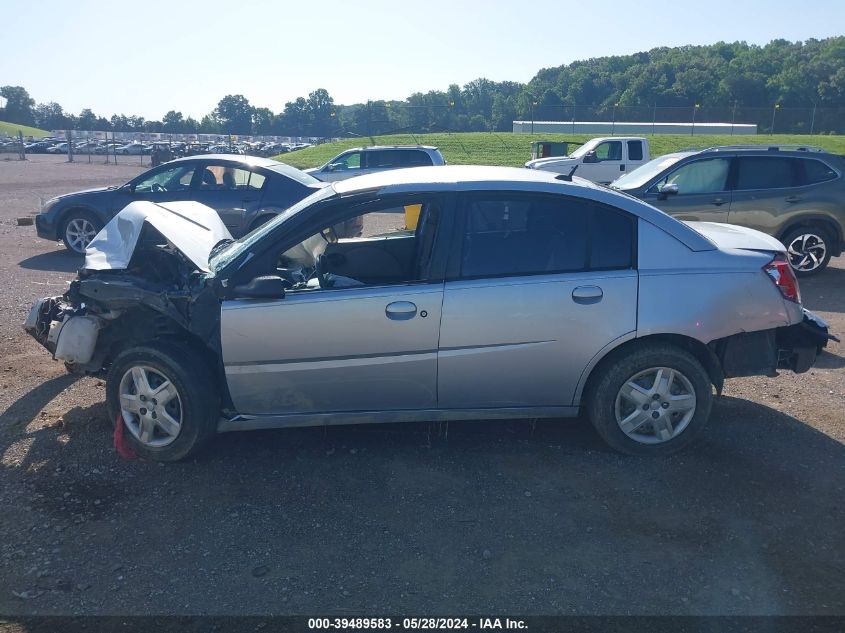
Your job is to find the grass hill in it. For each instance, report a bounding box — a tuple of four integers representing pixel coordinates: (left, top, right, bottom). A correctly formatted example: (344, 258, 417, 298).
(0, 121, 50, 138)
(274, 133, 845, 169)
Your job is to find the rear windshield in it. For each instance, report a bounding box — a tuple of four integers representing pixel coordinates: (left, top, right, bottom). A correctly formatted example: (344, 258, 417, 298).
(264, 161, 322, 186)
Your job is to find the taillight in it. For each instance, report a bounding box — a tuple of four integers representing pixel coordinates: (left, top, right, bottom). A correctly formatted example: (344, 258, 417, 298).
(764, 254, 801, 303)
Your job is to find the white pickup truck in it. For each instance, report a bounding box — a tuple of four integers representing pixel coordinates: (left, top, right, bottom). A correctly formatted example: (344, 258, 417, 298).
(524, 137, 650, 184)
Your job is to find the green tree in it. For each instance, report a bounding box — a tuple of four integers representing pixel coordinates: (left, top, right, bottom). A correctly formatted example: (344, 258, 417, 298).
(162, 110, 185, 133)
(0, 86, 36, 125)
(214, 94, 254, 135)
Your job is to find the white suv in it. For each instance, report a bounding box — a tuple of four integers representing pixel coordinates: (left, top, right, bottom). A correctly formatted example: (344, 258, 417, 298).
(304, 145, 445, 182)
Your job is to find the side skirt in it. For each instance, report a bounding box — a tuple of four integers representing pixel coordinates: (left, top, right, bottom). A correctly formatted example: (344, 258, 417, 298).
(217, 406, 580, 433)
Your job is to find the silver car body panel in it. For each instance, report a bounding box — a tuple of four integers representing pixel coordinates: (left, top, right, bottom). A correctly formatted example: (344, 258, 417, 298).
(221, 284, 444, 415)
(84, 200, 231, 272)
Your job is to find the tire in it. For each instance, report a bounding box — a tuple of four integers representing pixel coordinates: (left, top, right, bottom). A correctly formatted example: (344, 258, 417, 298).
(781, 225, 833, 277)
(61, 210, 103, 254)
(106, 343, 219, 462)
(586, 342, 713, 456)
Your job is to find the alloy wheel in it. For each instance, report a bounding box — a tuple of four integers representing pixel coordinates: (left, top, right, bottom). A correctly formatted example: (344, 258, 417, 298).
(118, 365, 183, 447)
(787, 233, 827, 273)
(614, 366, 697, 445)
(65, 218, 98, 253)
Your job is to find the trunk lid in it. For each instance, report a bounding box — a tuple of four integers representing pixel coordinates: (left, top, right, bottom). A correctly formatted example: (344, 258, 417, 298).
(84, 200, 232, 273)
(684, 221, 786, 254)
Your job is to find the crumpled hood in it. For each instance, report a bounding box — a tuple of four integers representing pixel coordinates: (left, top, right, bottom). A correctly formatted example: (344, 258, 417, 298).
(84, 200, 232, 272)
(684, 221, 786, 253)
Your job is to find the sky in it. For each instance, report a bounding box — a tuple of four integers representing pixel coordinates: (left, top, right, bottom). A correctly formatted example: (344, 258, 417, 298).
(2, 0, 844, 120)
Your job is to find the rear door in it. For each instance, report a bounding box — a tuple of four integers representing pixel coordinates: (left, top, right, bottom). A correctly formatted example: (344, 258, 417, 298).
(437, 192, 638, 409)
(190, 161, 267, 236)
(727, 155, 804, 236)
(642, 157, 732, 222)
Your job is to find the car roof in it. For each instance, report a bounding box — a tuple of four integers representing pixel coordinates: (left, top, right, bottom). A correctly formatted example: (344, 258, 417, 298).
(169, 153, 282, 168)
(332, 165, 715, 252)
(340, 145, 439, 152)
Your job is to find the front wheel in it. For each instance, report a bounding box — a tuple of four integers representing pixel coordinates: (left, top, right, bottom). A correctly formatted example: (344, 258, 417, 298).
(61, 211, 102, 254)
(586, 343, 713, 456)
(106, 344, 218, 462)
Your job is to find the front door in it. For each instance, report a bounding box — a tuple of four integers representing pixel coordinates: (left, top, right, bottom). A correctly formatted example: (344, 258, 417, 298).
(590, 140, 625, 184)
(221, 195, 448, 415)
(437, 193, 638, 409)
(643, 157, 732, 223)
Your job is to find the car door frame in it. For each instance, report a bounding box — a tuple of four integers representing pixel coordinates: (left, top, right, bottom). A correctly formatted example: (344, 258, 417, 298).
(641, 156, 733, 222)
(189, 158, 268, 236)
(435, 189, 640, 412)
(218, 191, 457, 421)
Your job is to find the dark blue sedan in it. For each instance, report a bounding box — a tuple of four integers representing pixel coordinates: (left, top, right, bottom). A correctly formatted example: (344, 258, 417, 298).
(36, 154, 323, 253)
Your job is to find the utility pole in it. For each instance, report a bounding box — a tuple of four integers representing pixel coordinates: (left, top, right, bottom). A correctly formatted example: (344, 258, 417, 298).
(770, 103, 780, 135)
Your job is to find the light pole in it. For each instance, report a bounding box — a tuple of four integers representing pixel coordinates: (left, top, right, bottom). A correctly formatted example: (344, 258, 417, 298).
(810, 102, 817, 135)
(770, 103, 780, 135)
(691, 103, 700, 136)
(531, 101, 538, 134)
(611, 102, 618, 135)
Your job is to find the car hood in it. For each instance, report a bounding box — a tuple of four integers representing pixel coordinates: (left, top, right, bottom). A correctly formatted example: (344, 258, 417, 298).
(525, 156, 576, 168)
(84, 200, 232, 273)
(58, 186, 116, 199)
(684, 221, 786, 253)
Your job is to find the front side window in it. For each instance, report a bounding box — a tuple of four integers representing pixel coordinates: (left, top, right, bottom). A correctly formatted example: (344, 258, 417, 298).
(594, 141, 623, 161)
(658, 158, 730, 195)
(734, 157, 798, 190)
(133, 164, 195, 193)
(327, 152, 361, 172)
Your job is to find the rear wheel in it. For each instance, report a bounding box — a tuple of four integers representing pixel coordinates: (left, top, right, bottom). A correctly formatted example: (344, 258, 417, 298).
(782, 225, 832, 276)
(61, 210, 102, 254)
(587, 343, 713, 456)
(106, 344, 218, 462)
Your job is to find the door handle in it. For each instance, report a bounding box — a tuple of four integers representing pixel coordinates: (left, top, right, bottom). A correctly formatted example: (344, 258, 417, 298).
(572, 286, 603, 304)
(785, 196, 801, 203)
(385, 301, 417, 320)
(711, 197, 726, 206)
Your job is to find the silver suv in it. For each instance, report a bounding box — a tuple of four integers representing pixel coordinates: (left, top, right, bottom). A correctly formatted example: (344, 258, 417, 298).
(24, 166, 834, 461)
(304, 145, 445, 182)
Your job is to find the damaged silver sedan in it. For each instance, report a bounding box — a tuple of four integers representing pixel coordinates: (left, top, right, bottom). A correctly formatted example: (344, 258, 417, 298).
(25, 166, 836, 461)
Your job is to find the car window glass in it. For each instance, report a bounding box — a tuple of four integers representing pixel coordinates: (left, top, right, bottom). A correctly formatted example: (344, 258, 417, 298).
(460, 197, 588, 278)
(661, 158, 729, 194)
(402, 150, 433, 166)
(134, 165, 195, 193)
(595, 141, 623, 161)
(802, 159, 838, 185)
(735, 157, 798, 190)
(199, 165, 259, 190)
(366, 150, 399, 169)
(627, 141, 643, 161)
(277, 199, 440, 290)
(590, 206, 634, 270)
(329, 152, 361, 171)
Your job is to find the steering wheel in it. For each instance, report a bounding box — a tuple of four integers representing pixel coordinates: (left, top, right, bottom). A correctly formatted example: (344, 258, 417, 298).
(151, 182, 166, 193)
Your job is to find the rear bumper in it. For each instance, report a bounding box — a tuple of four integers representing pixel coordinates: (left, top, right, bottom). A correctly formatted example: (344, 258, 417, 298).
(715, 309, 837, 378)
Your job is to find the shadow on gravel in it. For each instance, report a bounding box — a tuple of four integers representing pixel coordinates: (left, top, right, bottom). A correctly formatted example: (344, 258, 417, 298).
(18, 250, 82, 273)
(1, 388, 843, 614)
(815, 349, 845, 369)
(800, 264, 845, 314)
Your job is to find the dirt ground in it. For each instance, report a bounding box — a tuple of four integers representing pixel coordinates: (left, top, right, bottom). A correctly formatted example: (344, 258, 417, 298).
(0, 155, 843, 616)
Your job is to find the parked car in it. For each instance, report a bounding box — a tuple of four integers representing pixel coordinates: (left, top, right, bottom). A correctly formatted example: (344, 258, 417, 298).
(24, 166, 834, 461)
(525, 137, 651, 183)
(35, 154, 323, 253)
(46, 142, 69, 154)
(115, 143, 148, 155)
(612, 145, 845, 275)
(304, 145, 445, 182)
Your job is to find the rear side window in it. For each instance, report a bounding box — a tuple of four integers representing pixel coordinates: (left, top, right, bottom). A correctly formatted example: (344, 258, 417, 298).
(627, 140, 644, 162)
(801, 159, 838, 184)
(400, 150, 433, 166)
(459, 195, 633, 278)
(734, 157, 799, 190)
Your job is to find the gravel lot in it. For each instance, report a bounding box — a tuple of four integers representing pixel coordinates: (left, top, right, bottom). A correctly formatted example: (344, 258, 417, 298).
(0, 155, 843, 616)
